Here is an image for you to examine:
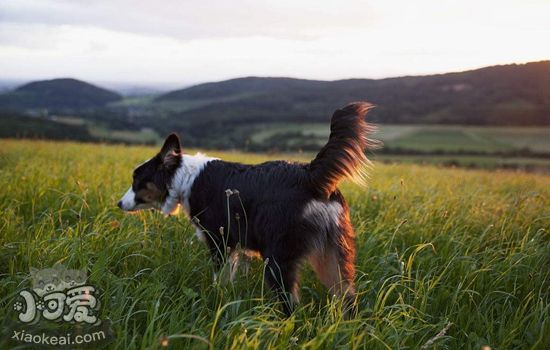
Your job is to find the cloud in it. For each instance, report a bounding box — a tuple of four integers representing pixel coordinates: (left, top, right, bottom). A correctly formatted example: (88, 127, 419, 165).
(0, 0, 549, 84)
(0, 0, 377, 40)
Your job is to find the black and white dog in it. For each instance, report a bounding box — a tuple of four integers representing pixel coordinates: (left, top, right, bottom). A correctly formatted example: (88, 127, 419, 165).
(118, 102, 376, 315)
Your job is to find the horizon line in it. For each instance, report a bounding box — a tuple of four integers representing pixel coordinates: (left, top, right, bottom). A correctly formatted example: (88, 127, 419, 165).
(1, 59, 548, 92)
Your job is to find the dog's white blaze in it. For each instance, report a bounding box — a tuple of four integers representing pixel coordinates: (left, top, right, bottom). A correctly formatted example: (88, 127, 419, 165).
(161, 152, 218, 216)
(120, 186, 136, 210)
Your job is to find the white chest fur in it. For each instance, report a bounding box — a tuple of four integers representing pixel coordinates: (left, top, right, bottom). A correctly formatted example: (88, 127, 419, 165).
(161, 153, 217, 216)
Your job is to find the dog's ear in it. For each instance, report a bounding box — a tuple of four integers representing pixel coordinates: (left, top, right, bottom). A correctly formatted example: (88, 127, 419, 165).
(160, 133, 181, 156)
(160, 133, 181, 166)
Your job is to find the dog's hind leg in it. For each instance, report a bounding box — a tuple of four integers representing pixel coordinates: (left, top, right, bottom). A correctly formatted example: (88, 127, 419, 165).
(308, 241, 357, 316)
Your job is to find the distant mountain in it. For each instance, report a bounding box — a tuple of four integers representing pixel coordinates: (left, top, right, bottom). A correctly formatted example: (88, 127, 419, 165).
(155, 61, 550, 125)
(0, 78, 122, 110)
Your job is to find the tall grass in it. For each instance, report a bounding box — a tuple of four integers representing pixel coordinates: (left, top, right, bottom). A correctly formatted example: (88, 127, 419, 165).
(0, 139, 548, 349)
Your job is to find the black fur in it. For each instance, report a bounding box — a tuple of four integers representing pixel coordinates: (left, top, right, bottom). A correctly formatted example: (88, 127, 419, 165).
(189, 160, 347, 314)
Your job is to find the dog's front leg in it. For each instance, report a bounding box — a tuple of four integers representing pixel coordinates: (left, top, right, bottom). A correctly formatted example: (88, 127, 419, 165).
(229, 249, 241, 283)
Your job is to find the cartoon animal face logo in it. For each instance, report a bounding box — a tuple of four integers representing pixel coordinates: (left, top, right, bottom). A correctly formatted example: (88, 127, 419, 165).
(29, 264, 87, 297)
(62, 268, 87, 289)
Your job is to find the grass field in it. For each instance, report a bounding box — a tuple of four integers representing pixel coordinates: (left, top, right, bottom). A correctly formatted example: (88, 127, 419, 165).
(45, 117, 550, 156)
(0, 139, 549, 349)
(250, 123, 550, 171)
(251, 123, 550, 154)
(88, 125, 161, 144)
(374, 154, 550, 172)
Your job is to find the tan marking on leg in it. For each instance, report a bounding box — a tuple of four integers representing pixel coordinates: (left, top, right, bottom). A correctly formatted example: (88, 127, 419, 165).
(229, 249, 240, 283)
(309, 246, 354, 298)
(309, 244, 357, 318)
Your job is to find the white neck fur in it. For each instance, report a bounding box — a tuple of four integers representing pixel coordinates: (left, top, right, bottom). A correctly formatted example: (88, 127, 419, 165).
(161, 153, 218, 216)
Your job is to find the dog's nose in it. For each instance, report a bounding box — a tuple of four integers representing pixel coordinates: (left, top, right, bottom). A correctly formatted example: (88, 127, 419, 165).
(117, 201, 123, 209)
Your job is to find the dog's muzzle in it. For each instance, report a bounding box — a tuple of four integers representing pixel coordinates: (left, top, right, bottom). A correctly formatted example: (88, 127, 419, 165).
(118, 187, 136, 211)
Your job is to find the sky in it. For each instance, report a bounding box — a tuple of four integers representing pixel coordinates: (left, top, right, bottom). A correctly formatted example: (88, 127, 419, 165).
(0, 0, 549, 87)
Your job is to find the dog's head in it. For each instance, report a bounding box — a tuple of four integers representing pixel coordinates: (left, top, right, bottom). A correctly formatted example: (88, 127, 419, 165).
(118, 133, 182, 212)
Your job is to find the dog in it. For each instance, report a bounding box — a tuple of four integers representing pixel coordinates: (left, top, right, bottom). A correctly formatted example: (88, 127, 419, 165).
(118, 102, 376, 315)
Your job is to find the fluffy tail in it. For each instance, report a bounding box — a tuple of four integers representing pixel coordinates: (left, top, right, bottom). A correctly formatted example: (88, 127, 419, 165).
(309, 102, 378, 197)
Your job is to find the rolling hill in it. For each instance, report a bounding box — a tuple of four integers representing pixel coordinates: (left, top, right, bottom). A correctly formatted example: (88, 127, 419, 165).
(0, 78, 122, 111)
(155, 61, 550, 126)
(0, 61, 548, 153)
